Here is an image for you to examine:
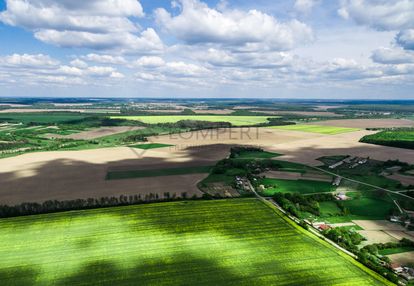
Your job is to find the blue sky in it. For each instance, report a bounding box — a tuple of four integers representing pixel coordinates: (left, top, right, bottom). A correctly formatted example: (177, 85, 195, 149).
(0, 0, 413, 98)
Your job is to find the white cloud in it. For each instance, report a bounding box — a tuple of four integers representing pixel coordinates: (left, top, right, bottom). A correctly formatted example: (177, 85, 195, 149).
(193, 47, 295, 69)
(0, 53, 124, 88)
(294, 0, 319, 14)
(0, 53, 59, 68)
(163, 61, 209, 77)
(396, 29, 414, 50)
(0, 0, 163, 52)
(33, 28, 163, 52)
(155, 0, 313, 51)
(69, 59, 88, 69)
(135, 56, 166, 68)
(80, 54, 126, 65)
(57, 65, 83, 76)
(338, 0, 414, 31)
(371, 47, 414, 64)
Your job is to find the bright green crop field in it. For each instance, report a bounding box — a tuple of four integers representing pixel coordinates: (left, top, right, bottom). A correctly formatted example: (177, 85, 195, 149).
(0, 199, 391, 285)
(111, 115, 277, 126)
(269, 124, 360, 135)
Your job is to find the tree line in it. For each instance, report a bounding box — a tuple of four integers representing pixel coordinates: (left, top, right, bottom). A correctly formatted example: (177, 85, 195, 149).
(0, 192, 200, 218)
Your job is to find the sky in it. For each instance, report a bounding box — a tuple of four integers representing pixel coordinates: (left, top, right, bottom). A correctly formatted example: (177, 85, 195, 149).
(0, 0, 413, 99)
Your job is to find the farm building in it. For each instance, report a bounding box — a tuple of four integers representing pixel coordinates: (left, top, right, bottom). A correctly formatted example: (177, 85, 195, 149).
(332, 176, 342, 186)
(329, 161, 344, 169)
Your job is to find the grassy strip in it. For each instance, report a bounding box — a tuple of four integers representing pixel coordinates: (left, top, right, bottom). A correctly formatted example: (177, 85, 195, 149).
(259, 178, 334, 196)
(269, 124, 360, 135)
(129, 143, 174, 149)
(379, 247, 414, 256)
(106, 165, 213, 180)
(235, 150, 281, 159)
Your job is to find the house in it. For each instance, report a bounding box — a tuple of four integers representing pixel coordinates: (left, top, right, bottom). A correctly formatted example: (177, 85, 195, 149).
(318, 224, 331, 231)
(335, 192, 347, 200)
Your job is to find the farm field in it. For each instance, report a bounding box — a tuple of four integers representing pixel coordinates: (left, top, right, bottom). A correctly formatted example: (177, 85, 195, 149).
(46, 126, 145, 140)
(360, 129, 414, 150)
(262, 130, 414, 165)
(0, 108, 120, 114)
(312, 119, 414, 129)
(0, 199, 391, 285)
(252, 110, 343, 117)
(387, 252, 414, 267)
(149, 127, 321, 148)
(111, 115, 278, 126)
(106, 165, 212, 180)
(0, 145, 228, 204)
(269, 124, 360, 135)
(0, 112, 87, 124)
(320, 194, 396, 223)
(258, 178, 334, 196)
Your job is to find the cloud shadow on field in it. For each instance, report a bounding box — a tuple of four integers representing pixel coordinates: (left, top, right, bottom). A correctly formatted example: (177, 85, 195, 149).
(56, 255, 248, 286)
(0, 140, 413, 205)
(0, 144, 232, 205)
(0, 266, 39, 286)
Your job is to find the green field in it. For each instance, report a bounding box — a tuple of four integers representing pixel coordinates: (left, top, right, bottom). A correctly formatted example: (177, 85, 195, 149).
(0, 112, 87, 124)
(272, 160, 311, 174)
(106, 165, 212, 180)
(378, 247, 414, 256)
(0, 199, 391, 285)
(360, 129, 414, 150)
(269, 124, 360, 135)
(319, 201, 343, 216)
(320, 192, 396, 223)
(259, 178, 335, 196)
(129, 143, 174, 150)
(234, 150, 281, 159)
(111, 115, 278, 126)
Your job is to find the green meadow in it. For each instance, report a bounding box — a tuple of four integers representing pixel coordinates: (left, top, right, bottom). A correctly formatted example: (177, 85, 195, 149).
(111, 115, 278, 126)
(269, 124, 360, 135)
(259, 178, 335, 196)
(0, 199, 390, 285)
(320, 192, 396, 223)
